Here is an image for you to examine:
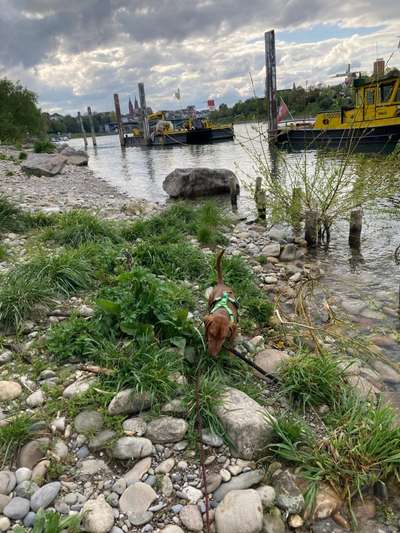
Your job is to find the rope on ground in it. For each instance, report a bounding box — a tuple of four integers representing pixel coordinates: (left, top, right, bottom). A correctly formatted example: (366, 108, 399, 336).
(195, 374, 211, 533)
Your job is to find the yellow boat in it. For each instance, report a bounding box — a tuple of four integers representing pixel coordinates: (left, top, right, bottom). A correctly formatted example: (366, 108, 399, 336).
(277, 68, 400, 153)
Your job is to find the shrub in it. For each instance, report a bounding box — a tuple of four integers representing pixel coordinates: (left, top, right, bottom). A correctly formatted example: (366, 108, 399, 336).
(96, 267, 195, 342)
(47, 315, 104, 362)
(18, 151, 27, 160)
(43, 210, 119, 247)
(279, 352, 349, 409)
(33, 140, 56, 153)
(0, 243, 7, 261)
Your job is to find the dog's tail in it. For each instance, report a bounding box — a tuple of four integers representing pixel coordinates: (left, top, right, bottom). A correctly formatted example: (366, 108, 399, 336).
(216, 249, 225, 285)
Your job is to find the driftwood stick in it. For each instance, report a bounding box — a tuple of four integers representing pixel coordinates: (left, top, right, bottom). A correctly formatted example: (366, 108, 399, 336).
(79, 364, 114, 376)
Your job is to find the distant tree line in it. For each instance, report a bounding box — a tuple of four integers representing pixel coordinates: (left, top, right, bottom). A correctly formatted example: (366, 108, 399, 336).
(44, 111, 116, 135)
(210, 83, 353, 123)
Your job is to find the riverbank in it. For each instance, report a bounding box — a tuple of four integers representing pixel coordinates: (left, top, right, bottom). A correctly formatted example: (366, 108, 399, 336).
(1, 175, 400, 532)
(0, 146, 159, 218)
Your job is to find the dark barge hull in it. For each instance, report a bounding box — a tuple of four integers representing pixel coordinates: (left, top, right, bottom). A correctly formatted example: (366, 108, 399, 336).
(124, 126, 234, 147)
(276, 124, 400, 154)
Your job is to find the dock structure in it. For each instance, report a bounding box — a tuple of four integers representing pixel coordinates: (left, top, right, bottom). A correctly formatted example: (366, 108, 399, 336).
(138, 82, 150, 144)
(87, 106, 97, 147)
(265, 29, 278, 143)
(77, 111, 88, 149)
(113, 93, 125, 148)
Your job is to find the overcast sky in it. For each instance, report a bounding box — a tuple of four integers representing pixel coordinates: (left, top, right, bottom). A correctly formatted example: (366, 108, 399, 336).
(1, 0, 399, 115)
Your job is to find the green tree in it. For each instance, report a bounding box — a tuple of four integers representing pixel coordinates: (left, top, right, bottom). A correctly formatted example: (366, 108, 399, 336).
(0, 78, 44, 143)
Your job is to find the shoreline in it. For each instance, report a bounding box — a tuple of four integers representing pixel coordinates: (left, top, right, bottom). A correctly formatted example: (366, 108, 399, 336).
(0, 147, 159, 219)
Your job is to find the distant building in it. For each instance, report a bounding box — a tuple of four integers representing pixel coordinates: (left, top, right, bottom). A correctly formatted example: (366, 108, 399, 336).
(128, 98, 134, 117)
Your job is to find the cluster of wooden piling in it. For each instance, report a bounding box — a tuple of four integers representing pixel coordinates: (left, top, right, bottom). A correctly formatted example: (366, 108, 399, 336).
(77, 107, 97, 149)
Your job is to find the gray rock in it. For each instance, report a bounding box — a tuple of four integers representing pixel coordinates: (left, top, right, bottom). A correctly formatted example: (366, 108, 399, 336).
(268, 227, 288, 242)
(77, 445, 90, 459)
(341, 299, 366, 315)
(205, 472, 222, 494)
(272, 470, 304, 514)
(63, 377, 96, 398)
(0, 380, 22, 401)
(161, 398, 187, 416)
(74, 410, 104, 433)
(215, 388, 274, 460)
(82, 494, 115, 533)
(80, 459, 110, 476)
(155, 458, 175, 474)
(22, 153, 67, 177)
(26, 389, 46, 408)
(180, 505, 203, 531)
(161, 475, 173, 497)
(0, 494, 11, 513)
(52, 439, 69, 460)
(254, 349, 289, 378)
(128, 510, 153, 526)
(215, 489, 263, 533)
(122, 417, 147, 436)
(61, 147, 89, 166)
(311, 518, 346, 533)
(160, 527, 185, 533)
(372, 361, 400, 384)
(262, 506, 285, 533)
(256, 485, 276, 508)
(112, 437, 152, 460)
(279, 243, 297, 261)
(213, 469, 264, 502)
(3, 496, 30, 519)
(15, 467, 32, 484)
(261, 243, 281, 257)
(201, 430, 223, 447)
(23, 511, 36, 527)
(15, 480, 39, 498)
(119, 482, 157, 515)
(18, 438, 49, 469)
(112, 478, 126, 496)
(0, 351, 12, 365)
(89, 429, 116, 450)
(145, 417, 188, 443)
(124, 457, 152, 485)
(163, 167, 240, 199)
(31, 460, 50, 485)
(31, 481, 61, 511)
(180, 486, 203, 504)
(108, 389, 152, 415)
(0, 471, 16, 495)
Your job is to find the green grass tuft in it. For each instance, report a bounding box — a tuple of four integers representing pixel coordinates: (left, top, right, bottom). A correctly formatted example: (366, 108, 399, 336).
(33, 140, 56, 153)
(132, 240, 209, 281)
(279, 352, 349, 409)
(269, 392, 400, 505)
(0, 414, 37, 467)
(42, 210, 119, 247)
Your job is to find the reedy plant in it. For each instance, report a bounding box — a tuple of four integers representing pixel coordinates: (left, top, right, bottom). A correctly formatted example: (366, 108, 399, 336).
(239, 123, 399, 239)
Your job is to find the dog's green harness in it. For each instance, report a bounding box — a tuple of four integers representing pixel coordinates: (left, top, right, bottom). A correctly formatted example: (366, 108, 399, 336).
(210, 291, 239, 323)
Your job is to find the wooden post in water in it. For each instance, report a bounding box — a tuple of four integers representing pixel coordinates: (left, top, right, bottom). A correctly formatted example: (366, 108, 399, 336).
(349, 208, 363, 249)
(138, 82, 150, 144)
(113, 93, 125, 148)
(254, 177, 266, 220)
(305, 210, 319, 247)
(77, 112, 88, 149)
(87, 106, 97, 147)
(265, 30, 278, 144)
(230, 176, 238, 213)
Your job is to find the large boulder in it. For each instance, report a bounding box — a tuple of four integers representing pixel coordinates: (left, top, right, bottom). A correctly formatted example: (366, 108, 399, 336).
(215, 388, 274, 460)
(163, 168, 240, 198)
(22, 153, 67, 177)
(60, 146, 89, 166)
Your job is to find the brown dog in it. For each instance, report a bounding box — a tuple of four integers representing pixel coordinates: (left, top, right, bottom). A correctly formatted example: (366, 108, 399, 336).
(204, 250, 239, 357)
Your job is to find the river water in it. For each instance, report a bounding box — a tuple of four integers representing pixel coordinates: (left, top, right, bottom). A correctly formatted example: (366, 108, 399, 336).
(70, 125, 400, 364)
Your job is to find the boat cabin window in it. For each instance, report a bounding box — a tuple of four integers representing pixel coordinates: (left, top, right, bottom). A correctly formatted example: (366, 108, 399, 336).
(380, 82, 395, 103)
(366, 88, 375, 104)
